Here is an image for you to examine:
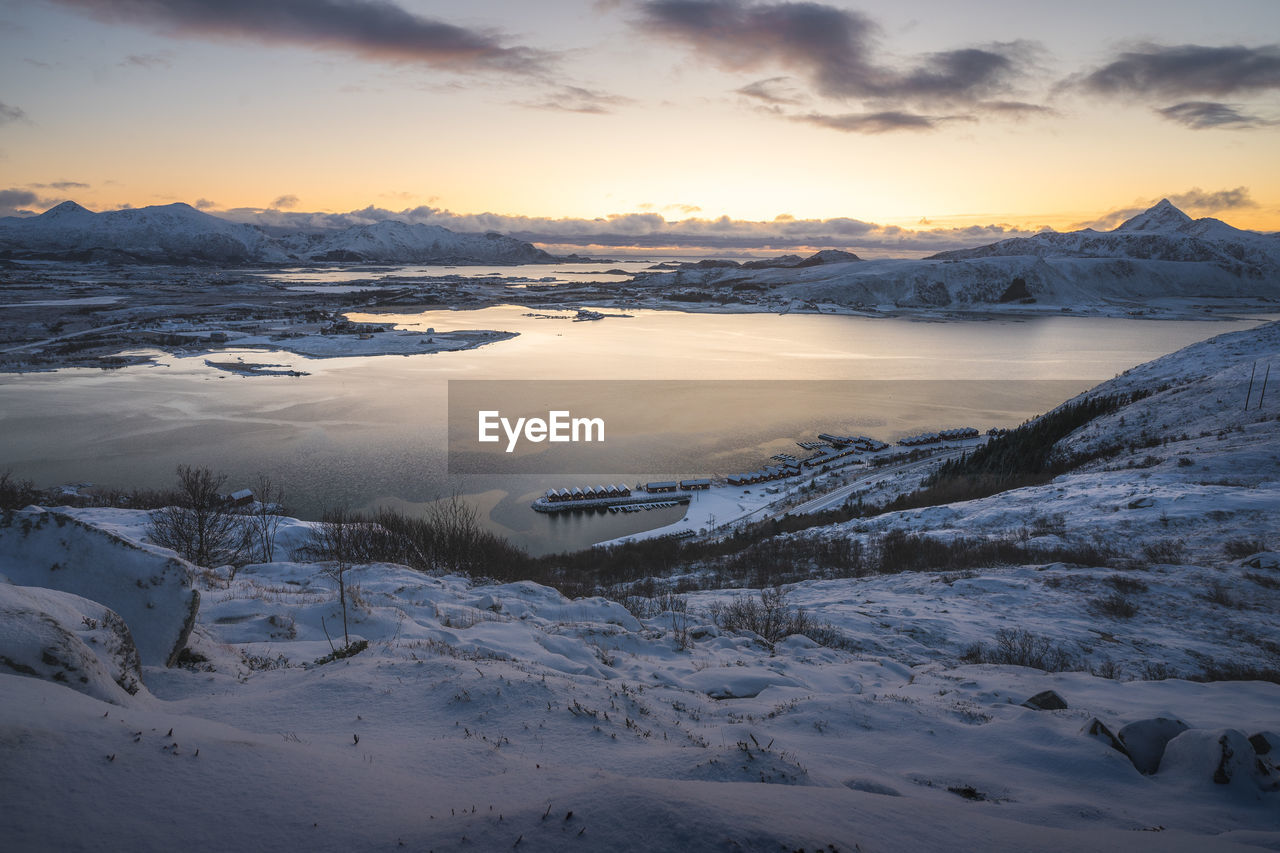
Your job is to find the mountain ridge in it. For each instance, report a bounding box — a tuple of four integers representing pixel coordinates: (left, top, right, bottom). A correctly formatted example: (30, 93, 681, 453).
(0, 202, 557, 265)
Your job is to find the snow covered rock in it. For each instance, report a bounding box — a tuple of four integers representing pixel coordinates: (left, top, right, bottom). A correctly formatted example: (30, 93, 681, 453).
(1158, 729, 1269, 792)
(1021, 689, 1068, 710)
(0, 583, 144, 704)
(1082, 717, 1129, 758)
(1118, 717, 1190, 775)
(0, 509, 199, 667)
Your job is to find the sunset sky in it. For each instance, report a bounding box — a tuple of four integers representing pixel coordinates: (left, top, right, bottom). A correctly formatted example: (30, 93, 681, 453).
(2, 0, 1278, 253)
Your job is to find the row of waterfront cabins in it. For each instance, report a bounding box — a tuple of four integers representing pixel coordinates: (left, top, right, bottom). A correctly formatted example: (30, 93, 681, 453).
(726, 463, 801, 487)
(645, 479, 712, 493)
(817, 434, 890, 452)
(897, 427, 980, 446)
(544, 484, 632, 502)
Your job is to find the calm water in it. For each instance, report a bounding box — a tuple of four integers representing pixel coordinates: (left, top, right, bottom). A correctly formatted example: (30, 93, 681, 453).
(0, 305, 1264, 554)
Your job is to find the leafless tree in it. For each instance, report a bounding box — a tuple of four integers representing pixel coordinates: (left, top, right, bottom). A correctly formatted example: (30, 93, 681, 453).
(148, 465, 250, 569)
(247, 473, 286, 562)
(312, 506, 363, 648)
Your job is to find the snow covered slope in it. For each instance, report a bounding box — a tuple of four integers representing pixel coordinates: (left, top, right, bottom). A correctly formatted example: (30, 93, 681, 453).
(0, 202, 286, 264)
(929, 200, 1280, 278)
(1, 324, 1278, 850)
(300, 219, 555, 264)
(647, 201, 1279, 310)
(0, 202, 557, 265)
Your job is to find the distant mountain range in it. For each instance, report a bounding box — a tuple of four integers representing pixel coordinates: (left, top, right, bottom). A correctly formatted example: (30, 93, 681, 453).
(0, 201, 556, 265)
(928, 199, 1280, 278)
(657, 200, 1280, 309)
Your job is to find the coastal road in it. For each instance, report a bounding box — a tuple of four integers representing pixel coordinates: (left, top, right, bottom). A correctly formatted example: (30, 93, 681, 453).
(783, 446, 974, 516)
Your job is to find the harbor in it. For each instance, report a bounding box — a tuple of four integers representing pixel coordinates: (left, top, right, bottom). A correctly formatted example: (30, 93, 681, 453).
(528, 426, 986, 530)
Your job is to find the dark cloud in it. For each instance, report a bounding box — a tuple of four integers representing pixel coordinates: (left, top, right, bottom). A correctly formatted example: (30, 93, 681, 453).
(794, 110, 937, 133)
(1157, 101, 1269, 129)
(635, 1, 1028, 103)
(50, 0, 551, 75)
(271, 194, 300, 210)
(194, 198, 217, 209)
(1076, 44, 1280, 98)
(521, 86, 633, 114)
(0, 189, 41, 216)
(0, 101, 27, 124)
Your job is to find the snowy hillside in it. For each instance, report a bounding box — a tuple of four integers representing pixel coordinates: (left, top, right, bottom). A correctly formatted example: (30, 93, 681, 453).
(0, 202, 557, 265)
(0, 202, 286, 264)
(2, 323, 1279, 849)
(929, 200, 1280, 277)
(645, 201, 1280, 311)
(299, 219, 555, 264)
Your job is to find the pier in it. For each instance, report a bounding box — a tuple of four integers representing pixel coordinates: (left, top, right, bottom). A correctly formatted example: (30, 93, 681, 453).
(531, 493, 691, 513)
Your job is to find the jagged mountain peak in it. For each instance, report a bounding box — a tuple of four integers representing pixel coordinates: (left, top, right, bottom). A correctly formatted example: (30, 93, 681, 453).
(1114, 199, 1193, 233)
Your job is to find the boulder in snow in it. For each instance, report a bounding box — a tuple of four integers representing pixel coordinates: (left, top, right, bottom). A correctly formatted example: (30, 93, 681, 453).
(0, 509, 199, 666)
(1118, 717, 1190, 775)
(1021, 689, 1068, 711)
(1158, 729, 1267, 791)
(0, 583, 144, 704)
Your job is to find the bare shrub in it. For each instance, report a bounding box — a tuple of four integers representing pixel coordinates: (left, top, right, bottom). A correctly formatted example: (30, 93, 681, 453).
(147, 465, 251, 569)
(709, 586, 812, 644)
(960, 628, 1084, 672)
(1141, 539, 1186, 564)
(0, 471, 42, 510)
(1224, 537, 1268, 559)
(1106, 574, 1149, 594)
(1089, 592, 1139, 619)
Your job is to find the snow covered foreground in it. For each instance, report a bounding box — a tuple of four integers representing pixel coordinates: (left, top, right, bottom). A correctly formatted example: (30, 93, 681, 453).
(4, 327, 1280, 851)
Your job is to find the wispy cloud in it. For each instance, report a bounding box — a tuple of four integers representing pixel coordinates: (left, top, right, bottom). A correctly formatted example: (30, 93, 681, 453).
(0, 101, 28, 125)
(270, 194, 300, 210)
(793, 110, 939, 133)
(1157, 101, 1270, 129)
(635, 0, 1030, 104)
(1170, 186, 1257, 211)
(735, 77, 804, 105)
(1075, 43, 1280, 98)
(520, 86, 633, 114)
(31, 180, 90, 190)
(1071, 186, 1257, 230)
(978, 100, 1057, 119)
(194, 198, 217, 210)
(49, 0, 552, 75)
(120, 52, 172, 69)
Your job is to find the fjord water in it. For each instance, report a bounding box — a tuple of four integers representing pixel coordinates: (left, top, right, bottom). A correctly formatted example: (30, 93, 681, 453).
(0, 305, 1263, 554)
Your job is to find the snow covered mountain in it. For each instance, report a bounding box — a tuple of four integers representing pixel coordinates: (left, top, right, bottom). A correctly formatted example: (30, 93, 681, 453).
(928, 199, 1280, 277)
(0, 202, 286, 264)
(294, 219, 555, 264)
(0, 202, 557, 265)
(653, 200, 1280, 311)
